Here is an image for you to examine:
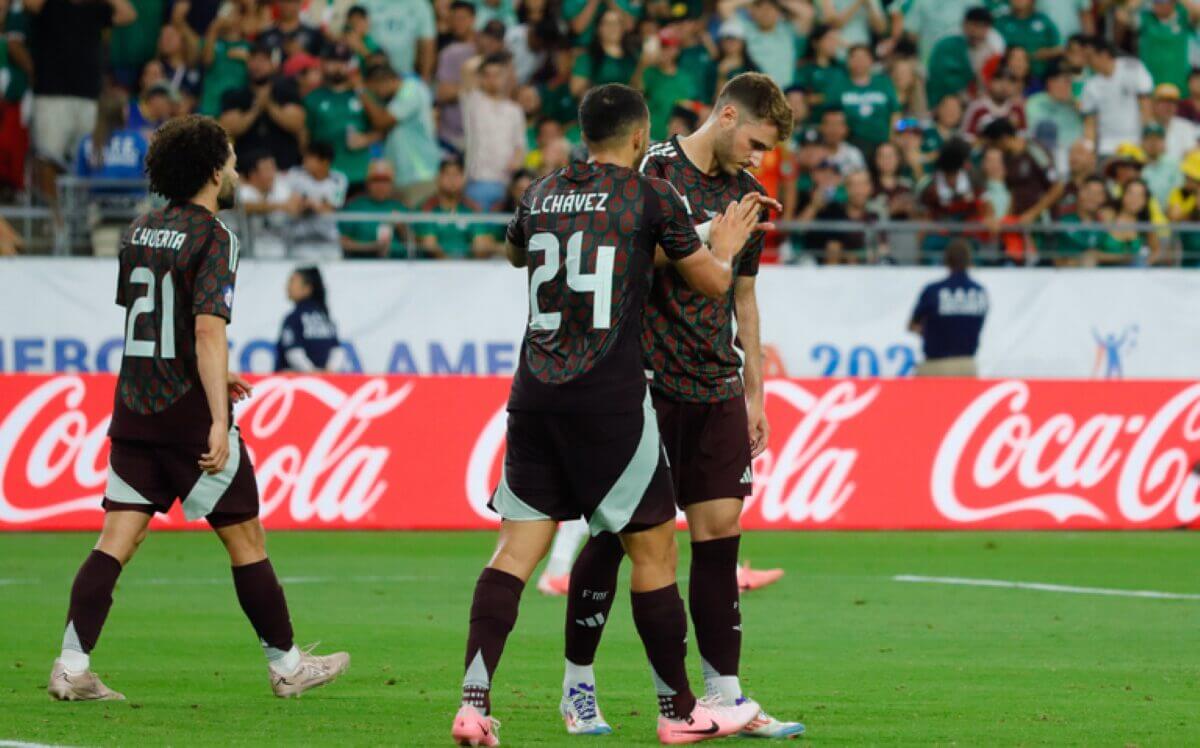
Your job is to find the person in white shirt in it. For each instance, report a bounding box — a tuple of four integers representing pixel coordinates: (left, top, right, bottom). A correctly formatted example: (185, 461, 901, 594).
(1080, 39, 1153, 157)
(460, 50, 527, 211)
(818, 108, 867, 175)
(237, 151, 302, 259)
(283, 141, 348, 260)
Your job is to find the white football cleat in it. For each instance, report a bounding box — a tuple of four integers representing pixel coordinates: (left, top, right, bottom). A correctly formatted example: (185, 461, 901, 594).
(561, 681, 612, 735)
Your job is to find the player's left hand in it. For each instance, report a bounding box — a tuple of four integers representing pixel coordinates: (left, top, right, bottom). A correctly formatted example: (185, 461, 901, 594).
(228, 372, 253, 403)
(748, 400, 770, 458)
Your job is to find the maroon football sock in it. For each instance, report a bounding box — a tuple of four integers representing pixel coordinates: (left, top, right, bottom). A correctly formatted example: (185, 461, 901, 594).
(564, 532, 625, 666)
(63, 550, 123, 655)
(631, 583, 697, 719)
(231, 559, 295, 656)
(689, 536, 742, 678)
(462, 567, 525, 715)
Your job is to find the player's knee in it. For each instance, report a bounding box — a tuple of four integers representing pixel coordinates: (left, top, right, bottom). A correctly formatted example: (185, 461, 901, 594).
(624, 525, 678, 574)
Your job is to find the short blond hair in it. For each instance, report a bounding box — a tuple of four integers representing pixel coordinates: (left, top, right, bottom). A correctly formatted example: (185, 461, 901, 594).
(714, 72, 794, 143)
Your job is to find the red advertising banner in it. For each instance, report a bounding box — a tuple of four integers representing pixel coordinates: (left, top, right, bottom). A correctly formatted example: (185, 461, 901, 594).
(1, 375, 1197, 531)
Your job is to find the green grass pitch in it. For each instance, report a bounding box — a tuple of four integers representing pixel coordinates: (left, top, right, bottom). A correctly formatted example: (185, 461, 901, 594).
(0, 531, 1197, 746)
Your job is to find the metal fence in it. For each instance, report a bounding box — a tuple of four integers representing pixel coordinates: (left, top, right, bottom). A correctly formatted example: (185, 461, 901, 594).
(2, 178, 1198, 266)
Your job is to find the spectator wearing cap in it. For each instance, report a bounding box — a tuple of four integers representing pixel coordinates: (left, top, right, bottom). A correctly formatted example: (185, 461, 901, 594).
(921, 7, 998, 109)
(793, 156, 846, 252)
(1167, 151, 1200, 263)
(806, 169, 877, 264)
(434, 1, 479, 150)
(713, 18, 757, 102)
(356, 0, 436, 81)
(360, 62, 439, 208)
(962, 66, 1026, 138)
(26, 0, 137, 202)
(237, 151, 302, 259)
(1080, 38, 1153, 157)
(1055, 175, 1110, 264)
(1147, 83, 1200, 162)
(284, 141, 348, 259)
(740, 0, 812, 90)
(819, 108, 867, 175)
(993, 0, 1061, 80)
(827, 44, 898, 156)
(1106, 142, 1170, 234)
(1037, 0, 1095, 42)
(909, 238, 988, 377)
(339, 160, 408, 259)
(570, 8, 639, 98)
(127, 82, 179, 138)
(460, 52, 526, 210)
(633, 26, 698, 140)
(980, 117, 1063, 227)
(220, 42, 306, 172)
(414, 157, 497, 259)
(199, 3, 252, 117)
(343, 5, 383, 70)
(259, 0, 326, 60)
(304, 42, 378, 193)
(285, 51, 324, 98)
(780, 126, 830, 220)
(892, 117, 925, 180)
(1141, 123, 1183, 206)
(816, 0, 885, 49)
(1025, 62, 1083, 173)
(1131, 0, 1199, 94)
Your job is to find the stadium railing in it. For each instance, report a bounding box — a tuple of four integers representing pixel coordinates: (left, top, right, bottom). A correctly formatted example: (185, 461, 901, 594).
(2, 177, 1198, 266)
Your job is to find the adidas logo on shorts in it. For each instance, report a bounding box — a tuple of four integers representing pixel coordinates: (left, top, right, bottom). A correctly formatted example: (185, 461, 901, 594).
(740, 466, 753, 484)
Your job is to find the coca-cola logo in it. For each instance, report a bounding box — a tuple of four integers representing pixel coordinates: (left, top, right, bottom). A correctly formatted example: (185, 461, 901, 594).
(0, 376, 412, 525)
(933, 381, 1200, 524)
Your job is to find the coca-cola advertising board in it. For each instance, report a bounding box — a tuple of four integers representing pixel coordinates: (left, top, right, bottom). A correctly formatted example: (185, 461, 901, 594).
(1, 375, 1198, 532)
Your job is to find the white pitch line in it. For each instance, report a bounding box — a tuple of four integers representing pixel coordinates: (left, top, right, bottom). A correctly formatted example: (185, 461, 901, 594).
(894, 575, 1200, 601)
(0, 741, 77, 748)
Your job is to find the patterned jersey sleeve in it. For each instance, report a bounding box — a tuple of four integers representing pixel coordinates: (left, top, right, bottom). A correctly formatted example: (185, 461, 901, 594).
(193, 219, 239, 322)
(736, 174, 768, 277)
(505, 177, 535, 249)
(647, 177, 702, 261)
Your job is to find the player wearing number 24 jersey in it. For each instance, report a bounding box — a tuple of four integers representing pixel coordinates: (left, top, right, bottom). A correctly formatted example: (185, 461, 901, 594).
(453, 84, 766, 747)
(48, 116, 347, 707)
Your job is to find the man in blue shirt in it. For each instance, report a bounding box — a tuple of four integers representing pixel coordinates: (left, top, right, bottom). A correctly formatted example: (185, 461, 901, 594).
(909, 239, 988, 376)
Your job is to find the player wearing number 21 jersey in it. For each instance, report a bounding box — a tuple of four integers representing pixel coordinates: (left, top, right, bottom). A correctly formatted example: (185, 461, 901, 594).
(452, 84, 766, 746)
(48, 116, 347, 705)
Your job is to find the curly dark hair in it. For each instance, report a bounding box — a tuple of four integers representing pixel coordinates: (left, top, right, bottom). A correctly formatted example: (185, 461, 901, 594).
(144, 115, 231, 204)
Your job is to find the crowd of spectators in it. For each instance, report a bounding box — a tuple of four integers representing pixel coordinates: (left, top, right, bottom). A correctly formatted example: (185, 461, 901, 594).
(1, 0, 1200, 264)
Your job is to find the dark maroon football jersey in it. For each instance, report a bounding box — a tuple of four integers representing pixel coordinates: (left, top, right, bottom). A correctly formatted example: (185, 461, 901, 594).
(506, 161, 701, 414)
(108, 203, 239, 445)
(639, 137, 767, 404)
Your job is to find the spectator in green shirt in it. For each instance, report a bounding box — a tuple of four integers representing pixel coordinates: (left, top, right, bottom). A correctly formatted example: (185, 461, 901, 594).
(199, 7, 250, 117)
(926, 8, 997, 110)
(1135, 0, 1199, 93)
(304, 42, 379, 193)
(993, 0, 1061, 80)
(795, 24, 846, 122)
(563, 0, 642, 47)
(343, 5, 384, 71)
(633, 27, 698, 140)
(339, 160, 408, 259)
(570, 9, 639, 99)
(1055, 175, 1110, 264)
(1025, 63, 1083, 173)
(109, 0, 167, 88)
(414, 157, 498, 259)
(921, 94, 965, 169)
(829, 45, 898, 154)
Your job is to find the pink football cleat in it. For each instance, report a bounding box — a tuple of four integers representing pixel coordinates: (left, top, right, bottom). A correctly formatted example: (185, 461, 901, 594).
(657, 697, 759, 744)
(452, 704, 500, 747)
(737, 561, 784, 592)
(536, 572, 570, 596)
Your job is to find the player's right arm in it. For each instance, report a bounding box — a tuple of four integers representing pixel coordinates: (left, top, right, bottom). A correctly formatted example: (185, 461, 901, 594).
(504, 176, 536, 268)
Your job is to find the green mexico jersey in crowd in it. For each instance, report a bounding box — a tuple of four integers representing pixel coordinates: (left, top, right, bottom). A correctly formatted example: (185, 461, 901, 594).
(338, 196, 408, 257)
(563, 0, 643, 45)
(572, 52, 637, 86)
(199, 39, 250, 117)
(794, 60, 846, 122)
(109, 0, 164, 70)
(1056, 214, 1106, 256)
(643, 66, 698, 140)
(304, 88, 371, 184)
(1139, 6, 1195, 92)
(414, 199, 487, 258)
(830, 73, 898, 149)
(1, 1, 28, 102)
(994, 12, 1061, 79)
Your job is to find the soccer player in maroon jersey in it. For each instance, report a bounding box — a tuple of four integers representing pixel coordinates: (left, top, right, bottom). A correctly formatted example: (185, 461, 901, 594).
(47, 116, 348, 702)
(558, 73, 805, 739)
(451, 84, 768, 746)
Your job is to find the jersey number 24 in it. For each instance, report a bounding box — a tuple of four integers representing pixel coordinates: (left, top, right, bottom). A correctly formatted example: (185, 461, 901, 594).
(527, 231, 616, 331)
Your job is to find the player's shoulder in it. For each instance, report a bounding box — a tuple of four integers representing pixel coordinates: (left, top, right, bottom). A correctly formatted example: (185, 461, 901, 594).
(638, 139, 684, 174)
